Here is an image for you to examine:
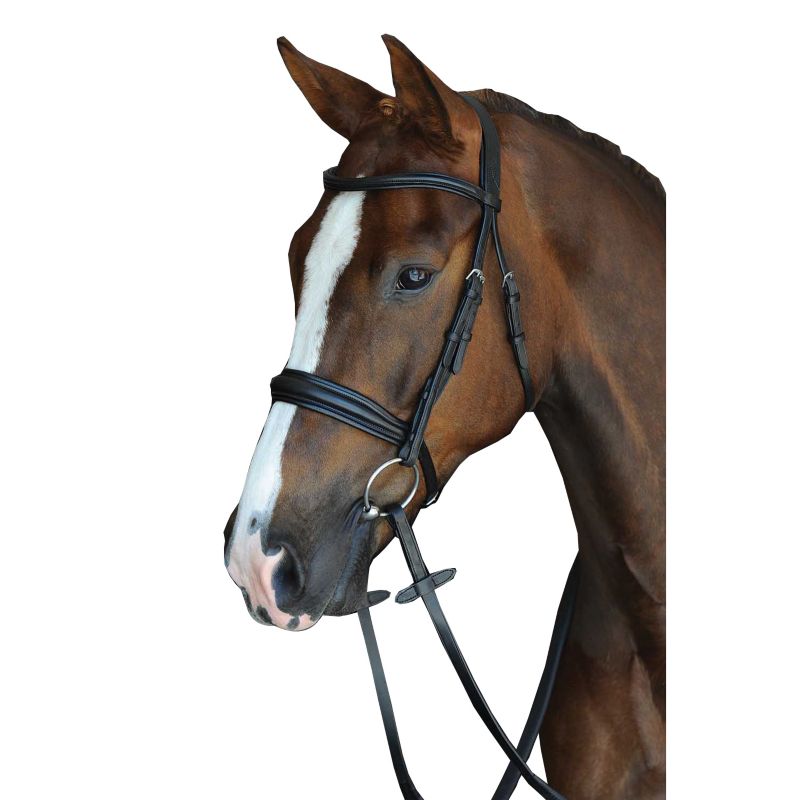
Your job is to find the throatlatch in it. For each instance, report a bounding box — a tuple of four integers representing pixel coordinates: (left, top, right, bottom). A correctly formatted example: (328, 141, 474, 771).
(270, 95, 577, 799)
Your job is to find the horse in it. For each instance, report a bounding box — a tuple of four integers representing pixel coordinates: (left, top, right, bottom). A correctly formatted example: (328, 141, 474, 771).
(223, 35, 665, 800)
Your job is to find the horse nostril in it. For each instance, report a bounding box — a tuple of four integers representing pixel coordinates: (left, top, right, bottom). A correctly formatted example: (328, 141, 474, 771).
(269, 542, 306, 606)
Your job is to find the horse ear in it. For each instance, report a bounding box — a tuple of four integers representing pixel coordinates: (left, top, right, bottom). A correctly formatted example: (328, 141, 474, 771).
(382, 34, 478, 147)
(277, 37, 385, 140)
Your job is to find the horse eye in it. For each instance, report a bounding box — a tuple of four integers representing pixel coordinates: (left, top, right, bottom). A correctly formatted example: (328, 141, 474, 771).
(395, 266, 433, 291)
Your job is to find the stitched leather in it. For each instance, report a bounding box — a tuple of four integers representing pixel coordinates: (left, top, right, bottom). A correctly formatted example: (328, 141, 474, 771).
(500, 265, 535, 411)
(323, 168, 501, 211)
(492, 215, 536, 411)
(272, 369, 408, 445)
(395, 568, 456, 604)
(358, 607, 425, 800)
(463, 95, 501, 198)
(398, 268, 485, 465)
(492, 557, 580, 798)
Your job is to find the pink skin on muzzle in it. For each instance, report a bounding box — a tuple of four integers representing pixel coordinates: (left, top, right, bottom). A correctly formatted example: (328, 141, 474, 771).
(227, 531, 315, 631)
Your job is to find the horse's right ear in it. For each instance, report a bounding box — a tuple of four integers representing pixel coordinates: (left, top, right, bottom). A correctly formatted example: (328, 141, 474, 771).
(277, 37, 385, 141)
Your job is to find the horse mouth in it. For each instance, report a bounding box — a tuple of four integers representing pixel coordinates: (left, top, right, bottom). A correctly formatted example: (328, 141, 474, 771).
(237, 585, 318, 631)
(231, 501, 380, 629)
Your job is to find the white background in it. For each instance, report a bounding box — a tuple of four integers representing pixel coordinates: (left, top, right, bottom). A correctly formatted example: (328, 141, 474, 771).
(1, 2, 798, 798)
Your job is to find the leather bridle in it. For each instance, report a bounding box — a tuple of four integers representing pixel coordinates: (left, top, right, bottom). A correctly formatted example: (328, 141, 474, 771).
(269, 95, 579, 800)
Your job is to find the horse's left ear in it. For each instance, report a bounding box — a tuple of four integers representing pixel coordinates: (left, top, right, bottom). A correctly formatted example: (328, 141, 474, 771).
(382, 34, 479, 147)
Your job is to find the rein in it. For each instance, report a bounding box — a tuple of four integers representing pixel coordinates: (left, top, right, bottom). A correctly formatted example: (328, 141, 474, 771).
(270, 95, 578, 799)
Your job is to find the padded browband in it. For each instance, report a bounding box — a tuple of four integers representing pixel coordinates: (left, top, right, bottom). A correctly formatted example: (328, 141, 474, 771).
(323, 168, 501, 211)
(271, 369, 441, 505)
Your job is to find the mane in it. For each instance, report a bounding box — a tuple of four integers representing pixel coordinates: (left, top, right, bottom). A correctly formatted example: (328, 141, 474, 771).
(473, 88, 665, 199)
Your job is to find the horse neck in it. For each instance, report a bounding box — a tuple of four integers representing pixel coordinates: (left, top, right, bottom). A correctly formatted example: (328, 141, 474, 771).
(504, 115, 666, 647)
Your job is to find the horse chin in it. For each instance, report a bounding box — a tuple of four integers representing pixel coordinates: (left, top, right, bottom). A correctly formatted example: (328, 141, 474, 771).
(322, 571, 371, 617)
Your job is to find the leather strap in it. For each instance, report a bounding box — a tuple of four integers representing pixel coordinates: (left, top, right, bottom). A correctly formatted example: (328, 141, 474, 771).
(358, 504, 579, 800)
(323, 168, 501, 211)
(462, 95, 535, 411)
(398, 268, 484, 465)
(358, 607, 425, 800)
(491, 554, 579, 798)
(395, 568, 456, 604)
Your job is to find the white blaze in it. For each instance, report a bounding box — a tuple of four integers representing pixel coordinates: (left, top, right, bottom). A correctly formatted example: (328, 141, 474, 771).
(227, 190, 366, 625)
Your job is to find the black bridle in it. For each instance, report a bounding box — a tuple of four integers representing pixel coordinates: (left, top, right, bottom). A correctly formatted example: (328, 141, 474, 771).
(270, 95, 578, 800)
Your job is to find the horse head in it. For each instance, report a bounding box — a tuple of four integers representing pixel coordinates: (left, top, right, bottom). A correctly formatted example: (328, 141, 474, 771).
(224, 36, 531, 630)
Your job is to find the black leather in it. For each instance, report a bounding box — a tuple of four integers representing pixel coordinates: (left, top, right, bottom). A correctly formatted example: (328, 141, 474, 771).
(358, 607, 425, 800)
(395, 568, 456, 604)
(463, 94, 535, 411)
(272, 369, 408, 446)
(398, 268, 484, 465)
(499, 259, 535, 412)
(324, 167, 501, 211)
(492, 556, 580, 799)
(462, 95, 501, 199)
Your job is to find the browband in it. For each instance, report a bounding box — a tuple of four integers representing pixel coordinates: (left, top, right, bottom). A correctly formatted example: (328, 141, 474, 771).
(323, 168, 502, 211)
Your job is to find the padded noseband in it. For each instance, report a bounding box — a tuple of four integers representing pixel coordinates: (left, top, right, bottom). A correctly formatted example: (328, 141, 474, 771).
(270, 369, 440, 505)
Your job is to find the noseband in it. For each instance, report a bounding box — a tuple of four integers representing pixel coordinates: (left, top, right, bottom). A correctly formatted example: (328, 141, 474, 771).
(270, 95, 578, 800)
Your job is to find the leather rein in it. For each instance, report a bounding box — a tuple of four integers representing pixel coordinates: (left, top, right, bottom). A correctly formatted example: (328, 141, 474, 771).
(270, 95, 579, 800)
